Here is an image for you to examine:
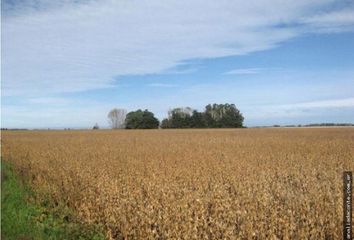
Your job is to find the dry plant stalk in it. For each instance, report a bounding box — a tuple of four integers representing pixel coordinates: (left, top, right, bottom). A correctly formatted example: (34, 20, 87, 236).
(2, 128, 354, 239)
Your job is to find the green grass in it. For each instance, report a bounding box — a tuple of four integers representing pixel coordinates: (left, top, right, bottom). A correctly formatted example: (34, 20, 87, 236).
(1, 162, 106, 240)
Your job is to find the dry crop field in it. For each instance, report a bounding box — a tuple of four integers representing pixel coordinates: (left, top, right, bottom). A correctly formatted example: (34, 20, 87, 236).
(1, 128, 354, 239)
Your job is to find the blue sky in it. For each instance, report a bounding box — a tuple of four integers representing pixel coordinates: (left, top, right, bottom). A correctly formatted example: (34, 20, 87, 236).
(2, 0, 354, 128)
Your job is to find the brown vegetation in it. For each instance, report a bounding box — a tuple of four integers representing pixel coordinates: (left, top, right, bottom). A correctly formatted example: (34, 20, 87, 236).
(2, 128, 353, 239)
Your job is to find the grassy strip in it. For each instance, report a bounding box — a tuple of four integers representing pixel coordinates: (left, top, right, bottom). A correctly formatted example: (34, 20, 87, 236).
(1, 162, 106, 240)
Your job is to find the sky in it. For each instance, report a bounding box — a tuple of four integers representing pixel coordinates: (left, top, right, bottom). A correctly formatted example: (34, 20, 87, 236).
(2, 0, 354, 128)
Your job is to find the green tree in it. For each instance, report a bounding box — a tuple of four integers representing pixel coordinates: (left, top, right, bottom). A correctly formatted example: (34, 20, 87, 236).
(204, 103, 244, 128)
(167, 107, 193, 128)
(190, 110, 206, 128)
(160, 118, 171, 129)
(125, 109, 159, 129)
(161, 103, 244, 129)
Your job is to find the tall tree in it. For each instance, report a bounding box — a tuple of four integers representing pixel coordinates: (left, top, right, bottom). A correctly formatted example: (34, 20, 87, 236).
(204, 103, 244, 128)
(108, 108, 127, 129)
(190, 110, 206, 128)
(160, 119, 171, 129)
(166, 107, 193, 128)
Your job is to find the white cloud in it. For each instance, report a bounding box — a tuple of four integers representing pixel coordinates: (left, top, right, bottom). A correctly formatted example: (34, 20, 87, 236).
(27, 97, 72, 105)
(280, 98, 354, 109)
(245, 98, 354, 121)
(147, 83, 178, 88)
(162, 66, 200, 75)
(224, 68, 265, 75)
(302, 8, 354, 32)
(3, 0, 354, 97)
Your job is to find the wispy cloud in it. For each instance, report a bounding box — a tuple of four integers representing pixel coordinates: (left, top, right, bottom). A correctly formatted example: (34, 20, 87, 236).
(302, 8, 354, 32)
(224, 68, 265, 75)
(279, 98, 354, 109)
(162, 67, 199, 75)
(161, 62, 201, 75)
(245, 98, 354, 121)
(147, 83, 178, 88)
(28, 97, 72, 105)
(3, 0, 354, 97)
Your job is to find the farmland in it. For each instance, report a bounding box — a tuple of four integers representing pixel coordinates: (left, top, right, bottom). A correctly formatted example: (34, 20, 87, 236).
(1, 128, 353, 239)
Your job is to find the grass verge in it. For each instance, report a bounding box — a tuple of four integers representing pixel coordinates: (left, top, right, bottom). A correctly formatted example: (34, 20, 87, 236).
(1, 162, 106, 240)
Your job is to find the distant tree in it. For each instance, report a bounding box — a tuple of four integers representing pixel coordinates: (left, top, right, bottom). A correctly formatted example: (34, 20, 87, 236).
(161, 103, 244, 129)
(160, 118, 171, 129)
(190, 110, 206, 128)
(165, 107, 193, 128)
(168, 107, 193, 119)
(204, 103, 243, 128)
(108, 108, 127, 129)
(93, 123, 99, 130)
(125, 109, 159, 129)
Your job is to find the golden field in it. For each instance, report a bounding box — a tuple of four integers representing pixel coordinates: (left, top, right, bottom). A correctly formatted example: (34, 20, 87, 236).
(1, 128, 354, 239)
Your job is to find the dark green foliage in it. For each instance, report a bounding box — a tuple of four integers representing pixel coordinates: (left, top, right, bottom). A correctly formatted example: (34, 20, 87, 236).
(161, 103, 243, 129)
(161, 108, 192, 129)
(160, 119, 171, 129)
(125, 109, 159, 129)
(190, 110, 207, 128)
(205, 103, 244, 128)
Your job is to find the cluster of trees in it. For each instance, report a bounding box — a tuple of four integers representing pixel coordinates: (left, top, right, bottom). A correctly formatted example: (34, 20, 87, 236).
(161, 104, 244, 128)
(271, 123, 354, 128)
(105, 103, 244, 129)
(107, 108, 159, 129)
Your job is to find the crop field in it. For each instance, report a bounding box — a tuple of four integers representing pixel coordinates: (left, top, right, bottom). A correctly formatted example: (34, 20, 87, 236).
(1, 128, 354, 239)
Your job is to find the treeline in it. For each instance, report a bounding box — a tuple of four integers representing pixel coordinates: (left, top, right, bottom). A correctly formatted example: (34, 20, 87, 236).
(161, 104, 244, 128)
(0, 128, 28, 131)
(271, 123, 354, 128)
(303, 123, 354, 127)
(105, 103, 244, 129)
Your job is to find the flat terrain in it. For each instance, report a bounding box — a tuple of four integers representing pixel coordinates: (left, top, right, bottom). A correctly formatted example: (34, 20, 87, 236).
(2, 128, 354, 239)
